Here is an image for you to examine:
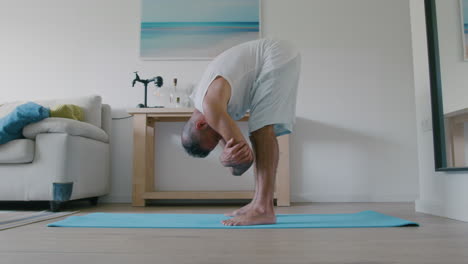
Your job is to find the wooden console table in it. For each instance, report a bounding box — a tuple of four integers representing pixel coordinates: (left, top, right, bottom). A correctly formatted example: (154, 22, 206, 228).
(128, 108, 291, 207)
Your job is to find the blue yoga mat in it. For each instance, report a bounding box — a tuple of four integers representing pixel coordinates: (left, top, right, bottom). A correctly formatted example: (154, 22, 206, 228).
(48, 211, 418, 229)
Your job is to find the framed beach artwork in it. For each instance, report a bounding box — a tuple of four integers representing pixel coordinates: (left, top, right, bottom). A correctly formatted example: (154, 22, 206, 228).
(140, 0, 261, 60)
(462, 0, 468, 60)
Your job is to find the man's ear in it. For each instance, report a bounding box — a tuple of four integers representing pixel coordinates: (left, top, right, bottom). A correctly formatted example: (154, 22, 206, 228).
(195, 120, 208, 130)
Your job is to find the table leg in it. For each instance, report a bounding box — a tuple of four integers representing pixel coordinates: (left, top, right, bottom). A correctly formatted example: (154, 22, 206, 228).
(445, 117, 454, 167)
(452, 121, 465, 167)
(276, 135, 290, 206)
(146, 120, 155, 196)
(132, 114, 148, 206)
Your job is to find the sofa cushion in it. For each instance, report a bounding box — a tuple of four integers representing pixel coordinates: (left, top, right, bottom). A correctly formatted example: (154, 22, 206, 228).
(23, 118, 109, 143)
(0, 139, 35, 164)
(0, 95, 102, 128)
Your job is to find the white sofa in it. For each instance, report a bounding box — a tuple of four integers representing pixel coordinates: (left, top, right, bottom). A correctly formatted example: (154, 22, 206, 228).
(0, 96, 111, 211)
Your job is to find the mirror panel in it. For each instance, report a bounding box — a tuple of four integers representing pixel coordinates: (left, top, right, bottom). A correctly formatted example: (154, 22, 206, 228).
(426, 0, 468, 170)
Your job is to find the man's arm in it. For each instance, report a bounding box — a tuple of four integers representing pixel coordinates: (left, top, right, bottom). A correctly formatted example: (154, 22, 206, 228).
(203, 77, 254, 175)
(204, 101, 254, 176)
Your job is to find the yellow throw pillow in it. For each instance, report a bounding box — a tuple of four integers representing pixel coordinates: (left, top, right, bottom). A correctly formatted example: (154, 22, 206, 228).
(50, 104, 84, 121)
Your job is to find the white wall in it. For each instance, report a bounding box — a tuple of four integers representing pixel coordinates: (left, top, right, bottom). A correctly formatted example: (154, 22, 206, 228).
(411, 0, 468, 222)
(0, 0, 419, 203)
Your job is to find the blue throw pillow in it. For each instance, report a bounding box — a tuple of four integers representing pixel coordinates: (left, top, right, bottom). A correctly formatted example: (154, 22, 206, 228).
(0, 102, 50, 145)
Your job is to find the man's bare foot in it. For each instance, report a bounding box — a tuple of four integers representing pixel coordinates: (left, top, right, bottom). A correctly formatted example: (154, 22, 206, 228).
(224, 202, 254, 217)
(222, 208, 276, 226)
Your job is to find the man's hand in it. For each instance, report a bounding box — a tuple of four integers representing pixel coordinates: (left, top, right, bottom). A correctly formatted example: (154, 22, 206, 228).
(220, 139, 253, 167)
(220, 139, 254, 175)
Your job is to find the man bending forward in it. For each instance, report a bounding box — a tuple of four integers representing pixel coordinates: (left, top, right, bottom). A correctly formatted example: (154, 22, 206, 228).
(181, 39, 301, 226)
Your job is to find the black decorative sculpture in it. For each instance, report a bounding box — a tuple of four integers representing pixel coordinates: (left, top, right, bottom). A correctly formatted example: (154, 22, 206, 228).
(132, 72, 164, 108)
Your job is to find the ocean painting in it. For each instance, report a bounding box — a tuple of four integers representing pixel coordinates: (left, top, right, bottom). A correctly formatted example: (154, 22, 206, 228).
(141, 0, 260, 60)
(462, 0, 468, 60)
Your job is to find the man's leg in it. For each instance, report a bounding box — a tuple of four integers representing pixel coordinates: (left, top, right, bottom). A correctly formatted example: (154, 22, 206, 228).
(224, 130, 276, 216)
(222, 125, 278, 226)
(224, 137, 259, 216)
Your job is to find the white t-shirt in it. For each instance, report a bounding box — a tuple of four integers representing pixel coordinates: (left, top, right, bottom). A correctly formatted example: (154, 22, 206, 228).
(192, 38, 299, 121)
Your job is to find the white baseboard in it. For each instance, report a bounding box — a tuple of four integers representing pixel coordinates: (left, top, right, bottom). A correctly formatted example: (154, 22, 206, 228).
(100, 193, 419, 204)
(292, 193, 418, 203)
(100, 195, 131, 203)
(415, 199, 468, 222)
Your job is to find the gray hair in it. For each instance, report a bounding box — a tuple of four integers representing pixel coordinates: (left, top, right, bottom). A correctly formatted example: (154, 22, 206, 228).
(181, 121, 211, 158)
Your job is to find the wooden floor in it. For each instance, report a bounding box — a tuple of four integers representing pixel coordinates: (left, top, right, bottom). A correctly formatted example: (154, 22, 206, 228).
(1, 202, 468, 264)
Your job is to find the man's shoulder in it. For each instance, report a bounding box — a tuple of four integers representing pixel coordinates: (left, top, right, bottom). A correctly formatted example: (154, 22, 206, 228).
(204, 76, 230, 104)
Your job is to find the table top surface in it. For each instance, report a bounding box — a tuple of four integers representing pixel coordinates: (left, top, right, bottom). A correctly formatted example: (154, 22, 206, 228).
(444, 107, 468, 118)
(128, 107, 250, 121)
(128, 108, 194, 115)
